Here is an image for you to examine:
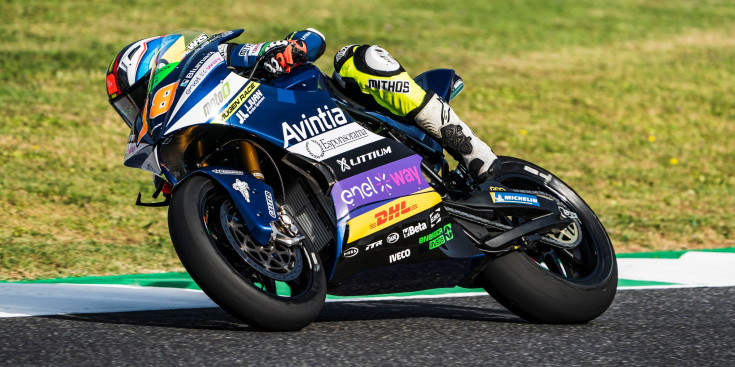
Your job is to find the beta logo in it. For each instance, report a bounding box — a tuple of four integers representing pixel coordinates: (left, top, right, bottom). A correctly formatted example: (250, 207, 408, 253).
(370, 200, 419, 230)
(402, 222, 427, 238)
(342, 247, 359, 258)
(389, 249, 411, 263)
(490, 192, 540, 207)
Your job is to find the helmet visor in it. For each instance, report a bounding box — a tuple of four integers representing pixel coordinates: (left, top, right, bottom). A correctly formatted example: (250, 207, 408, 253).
(111, 95, 140, 128)
(110, 76, 149, 128)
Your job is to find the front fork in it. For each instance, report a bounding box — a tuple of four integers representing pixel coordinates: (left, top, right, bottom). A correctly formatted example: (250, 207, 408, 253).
(239, 141, 264, 181)
(239, 140, 304, 247)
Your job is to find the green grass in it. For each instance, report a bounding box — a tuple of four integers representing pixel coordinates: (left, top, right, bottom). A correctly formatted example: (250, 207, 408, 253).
(1, 0, 734, 280)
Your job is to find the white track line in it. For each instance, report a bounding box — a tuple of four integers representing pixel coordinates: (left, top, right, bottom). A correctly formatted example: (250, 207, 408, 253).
(1, 251, 733, 318)
(617, 251, 735, 287)
(0, 283, 215, 318)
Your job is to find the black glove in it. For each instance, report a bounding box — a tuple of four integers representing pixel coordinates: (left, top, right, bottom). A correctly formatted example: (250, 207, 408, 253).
(255, 40, 308, 79)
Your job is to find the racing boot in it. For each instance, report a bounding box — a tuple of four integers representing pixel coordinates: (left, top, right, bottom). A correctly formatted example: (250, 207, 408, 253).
(413, 93, 499, 182)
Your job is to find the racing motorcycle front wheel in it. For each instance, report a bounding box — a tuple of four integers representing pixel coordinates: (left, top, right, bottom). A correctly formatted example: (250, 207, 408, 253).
(478, 157, 617, 323)
(168, 175, 326, 331)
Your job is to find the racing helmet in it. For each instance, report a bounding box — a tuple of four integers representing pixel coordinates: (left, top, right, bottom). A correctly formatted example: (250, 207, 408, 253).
(106, 36, 164, 127)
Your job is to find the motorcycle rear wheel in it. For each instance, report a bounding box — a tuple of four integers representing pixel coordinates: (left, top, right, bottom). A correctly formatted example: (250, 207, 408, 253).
(479, 157, 617, 323)
(168, 175, 326, 331)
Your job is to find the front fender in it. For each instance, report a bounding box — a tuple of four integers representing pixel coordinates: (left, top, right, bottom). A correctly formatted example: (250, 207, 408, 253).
(175, 166, 278, 245)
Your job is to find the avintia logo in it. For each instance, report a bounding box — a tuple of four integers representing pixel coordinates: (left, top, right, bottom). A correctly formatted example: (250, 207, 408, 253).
(282, 106, 348, 147)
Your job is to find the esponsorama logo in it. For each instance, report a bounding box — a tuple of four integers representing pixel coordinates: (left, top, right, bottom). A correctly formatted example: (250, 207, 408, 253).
(304, 128, 368, 159)
(287, 123, 383, 161)
(331, 155, 427, 217)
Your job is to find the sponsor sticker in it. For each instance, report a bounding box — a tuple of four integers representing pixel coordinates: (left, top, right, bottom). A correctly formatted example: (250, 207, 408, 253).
(402, 221, 427, 238)
(232, 179, 250, 202)
(418, 223, 454, 250)
(429, 207, 441, 228)
(346, 190, 441, 243)
(264, 190, 276, 218)
(342, 247, 358, 258)
(490, 192, 540, 207)
(186, 33, 208, 50)
(212, 169, 244, 175)
(331, 155, 427, 217)
(334, 146, 392, 172)
(287, 122, 383, 161)
(184, 52, 223, 96)
(219, 81, 260, 122)
(365, 240, 382, 251)
(388, 249, 411, 263)
(386, 233, 400, 244)
(281, 106, 349, 148)
(335, 45, 351, 63)
(238, 44, 252, 56)
(367, 79, 411, 94)
(234, 89, 265, 124)
(248, 43, 264, 57)
(202, 82, 231, 116)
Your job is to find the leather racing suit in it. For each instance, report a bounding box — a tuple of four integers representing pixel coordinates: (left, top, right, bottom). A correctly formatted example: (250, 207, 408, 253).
(218, 28, 498, 181)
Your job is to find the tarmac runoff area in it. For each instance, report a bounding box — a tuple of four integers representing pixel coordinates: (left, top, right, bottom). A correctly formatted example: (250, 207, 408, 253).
(1, 249, 734, 318)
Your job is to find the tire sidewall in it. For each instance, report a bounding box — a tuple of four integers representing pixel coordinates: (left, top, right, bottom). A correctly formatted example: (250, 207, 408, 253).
(169, 175, 327, 331)
(480, 157, 618, 323)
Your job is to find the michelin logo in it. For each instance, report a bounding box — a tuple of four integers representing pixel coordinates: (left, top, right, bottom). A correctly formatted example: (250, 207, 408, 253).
(490, 192, 540, 207)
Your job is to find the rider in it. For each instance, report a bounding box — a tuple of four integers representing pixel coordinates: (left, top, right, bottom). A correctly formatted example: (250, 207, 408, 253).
(106, 29, 499, 181)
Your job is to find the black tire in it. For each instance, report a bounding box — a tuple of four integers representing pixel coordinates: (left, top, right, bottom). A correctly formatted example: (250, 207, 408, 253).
(168, 175, 326, 331)
(478, 157, 617, 323)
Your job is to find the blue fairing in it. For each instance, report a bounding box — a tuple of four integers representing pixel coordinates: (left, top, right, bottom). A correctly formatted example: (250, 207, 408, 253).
(160, 55, 351, 149)
(192, 167, 278, 245)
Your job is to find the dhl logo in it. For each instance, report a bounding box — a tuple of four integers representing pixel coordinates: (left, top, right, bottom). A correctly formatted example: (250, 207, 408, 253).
(370, 201, 418, 229)
(346, 189, 441, 243)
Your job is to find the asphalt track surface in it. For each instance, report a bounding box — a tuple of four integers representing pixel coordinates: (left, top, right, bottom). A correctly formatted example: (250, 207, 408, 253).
(1, 286, 733, 366)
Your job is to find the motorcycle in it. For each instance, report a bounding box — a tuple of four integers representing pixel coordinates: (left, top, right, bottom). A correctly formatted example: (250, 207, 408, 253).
(121, 30, 617, 331)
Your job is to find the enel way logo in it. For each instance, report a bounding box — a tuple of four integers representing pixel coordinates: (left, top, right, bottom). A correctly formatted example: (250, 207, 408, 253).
(331, 155, 427, 218)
